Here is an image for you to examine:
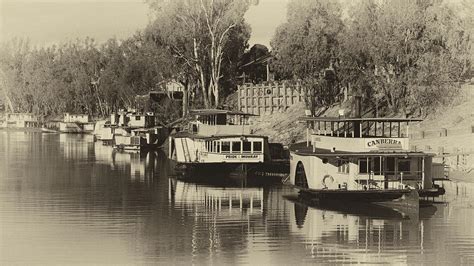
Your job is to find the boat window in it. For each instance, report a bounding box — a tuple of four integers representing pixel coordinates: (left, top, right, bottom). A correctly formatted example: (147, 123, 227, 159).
(216, 141, 220, 153)
(386, 157, 395, 174)
(398, 159, 411, 173)
(373, 157, 382, 175)
(242, 141, 251, 152)
(232, 141, 241, 153)
(221, 141, 230, 152)
(253, 141, 262, 152)
(337, 159, 349, 174)
(358, 158, 371, 174)
(136, 116, 141, 120)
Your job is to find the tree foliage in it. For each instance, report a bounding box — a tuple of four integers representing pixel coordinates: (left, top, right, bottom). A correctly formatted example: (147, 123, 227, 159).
(0, 34, 176, 118)
(146, 0, 252, 108)
(271, 0, 473, 116)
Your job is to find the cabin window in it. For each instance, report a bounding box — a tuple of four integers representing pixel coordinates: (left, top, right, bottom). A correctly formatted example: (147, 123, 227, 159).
(253, 141, 262, 152)
(398, 159, 411, 173)
(232, 141, 241, 153)
(337, 159, 349, 174)
(373, 157, 382, 175)
(136, 116, 141, 120)
(358, 157, 382, 174)
(358, 158, 371, 174)
(216, 141, 220, 153)
(221, 142, 230, 152)
(386, 157, 395, 174)
(242, 141, 251, 152)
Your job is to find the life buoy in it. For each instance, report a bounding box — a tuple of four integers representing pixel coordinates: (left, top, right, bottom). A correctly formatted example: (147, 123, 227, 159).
(322, 175, 334, 189)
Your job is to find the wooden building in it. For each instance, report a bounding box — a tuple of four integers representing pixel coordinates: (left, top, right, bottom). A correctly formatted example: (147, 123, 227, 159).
(238, 82, 305, 115)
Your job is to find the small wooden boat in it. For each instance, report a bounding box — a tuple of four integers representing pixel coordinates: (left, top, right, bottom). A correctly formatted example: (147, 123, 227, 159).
(41, 127, 58, 133)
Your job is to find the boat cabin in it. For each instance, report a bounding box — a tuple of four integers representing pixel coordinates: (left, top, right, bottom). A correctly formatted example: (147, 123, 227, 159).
(64, 113, 90, 123)
(290, 117, 438, 192)
(188, 109, 255, 136)
(3, 113, 39, 128)
(169, 109, 269, 164)
(110, 109, 155, 129)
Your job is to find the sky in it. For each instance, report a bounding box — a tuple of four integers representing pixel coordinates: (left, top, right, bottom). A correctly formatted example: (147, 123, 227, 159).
(0, 0, 289, 48)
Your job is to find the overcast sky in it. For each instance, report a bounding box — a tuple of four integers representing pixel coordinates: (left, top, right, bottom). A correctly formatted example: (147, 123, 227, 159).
(0, 0, 289, 48)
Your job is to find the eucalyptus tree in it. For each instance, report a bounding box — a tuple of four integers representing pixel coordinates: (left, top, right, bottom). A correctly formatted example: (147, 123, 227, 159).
(146, 0, 252, 108)
(340, 0, 473, 115)
(271, 0, 344, 113)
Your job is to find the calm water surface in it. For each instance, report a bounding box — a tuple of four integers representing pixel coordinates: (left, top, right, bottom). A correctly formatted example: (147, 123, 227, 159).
(1, 132, 473, 264)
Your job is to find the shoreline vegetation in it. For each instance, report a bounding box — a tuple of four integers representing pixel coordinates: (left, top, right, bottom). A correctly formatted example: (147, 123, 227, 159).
(0, 0, 472, 173)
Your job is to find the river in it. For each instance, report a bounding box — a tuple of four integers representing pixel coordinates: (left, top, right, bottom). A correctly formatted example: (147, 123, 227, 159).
(1, 132, 473, 264)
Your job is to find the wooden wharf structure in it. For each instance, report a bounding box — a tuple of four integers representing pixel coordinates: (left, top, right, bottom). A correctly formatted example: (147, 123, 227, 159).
(238, 82, 305, 115)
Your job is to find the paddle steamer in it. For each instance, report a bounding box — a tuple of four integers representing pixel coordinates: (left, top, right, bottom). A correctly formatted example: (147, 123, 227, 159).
(289, 113, 445, 208)
(169, 109, 288, 179)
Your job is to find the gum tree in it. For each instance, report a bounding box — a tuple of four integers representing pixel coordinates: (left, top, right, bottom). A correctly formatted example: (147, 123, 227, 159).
(146, 0, 252, 108)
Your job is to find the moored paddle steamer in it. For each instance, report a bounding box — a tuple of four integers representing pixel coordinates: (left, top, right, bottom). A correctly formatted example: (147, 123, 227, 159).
(288, 113, 445, 209)
(168, 109, 289, 179)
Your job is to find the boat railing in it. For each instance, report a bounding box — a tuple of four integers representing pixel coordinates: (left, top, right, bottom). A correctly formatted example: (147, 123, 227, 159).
(303, 117, 421, 139)
(354, 171, 424, 190)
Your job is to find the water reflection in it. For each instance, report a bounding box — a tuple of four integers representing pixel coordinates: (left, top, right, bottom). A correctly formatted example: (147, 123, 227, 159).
(0, 132, 473, 264)
(288, 198, 427, 263)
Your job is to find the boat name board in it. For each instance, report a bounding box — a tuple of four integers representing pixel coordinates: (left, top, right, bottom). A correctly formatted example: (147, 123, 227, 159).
(365, 138, 402, 149)
(225, 154, 259, 159)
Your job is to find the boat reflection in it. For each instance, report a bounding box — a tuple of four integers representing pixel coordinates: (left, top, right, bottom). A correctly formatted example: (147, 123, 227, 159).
(287, 195, 438, 264)
(59, 133, 95, 160)
(93, 142, 173, 185)
(169, 178, 265, 216)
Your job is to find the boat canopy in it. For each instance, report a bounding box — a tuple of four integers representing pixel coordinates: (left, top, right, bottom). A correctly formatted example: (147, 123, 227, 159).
(190, 109, 256, 126)
(291, 143, 431, 157)
(299, 117, 423, 123)
(300, 116, 423, 138)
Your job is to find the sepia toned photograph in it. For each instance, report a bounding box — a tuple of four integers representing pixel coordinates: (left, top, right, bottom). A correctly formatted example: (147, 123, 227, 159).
(1, 0, 473, 264)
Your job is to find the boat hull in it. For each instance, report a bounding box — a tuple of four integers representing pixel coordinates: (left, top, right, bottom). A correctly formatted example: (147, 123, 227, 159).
(297, 188, 420, 213)
(175, 161, 288, 182)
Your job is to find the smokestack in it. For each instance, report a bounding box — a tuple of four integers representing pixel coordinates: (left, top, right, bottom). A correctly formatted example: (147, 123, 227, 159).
(352, 96, 362, 118)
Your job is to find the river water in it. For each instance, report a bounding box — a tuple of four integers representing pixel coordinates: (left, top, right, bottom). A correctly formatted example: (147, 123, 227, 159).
(1, 132, 473, 265)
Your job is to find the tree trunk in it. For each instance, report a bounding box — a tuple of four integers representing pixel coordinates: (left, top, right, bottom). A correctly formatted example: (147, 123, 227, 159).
(0, 70, 15, 112)
(182, 81, 189, 117)
(193, 38, 209, 108)
(213, 84, 219, 108)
